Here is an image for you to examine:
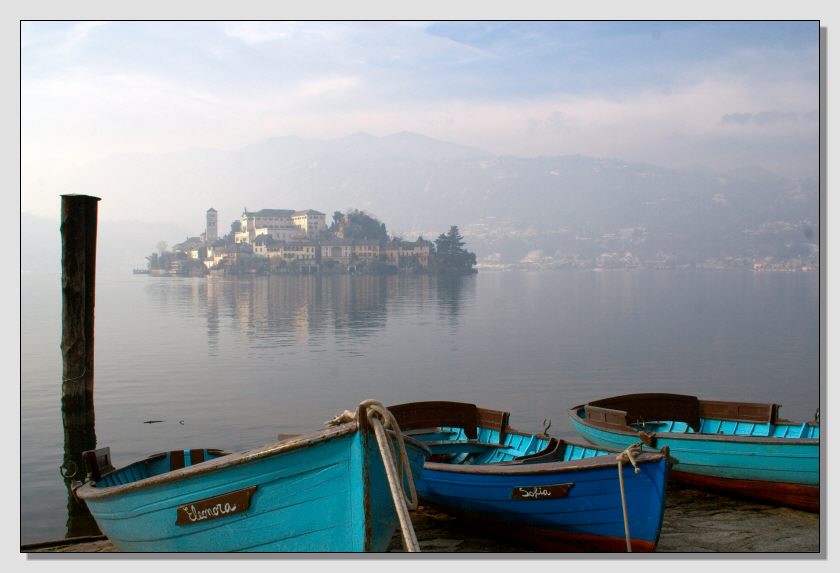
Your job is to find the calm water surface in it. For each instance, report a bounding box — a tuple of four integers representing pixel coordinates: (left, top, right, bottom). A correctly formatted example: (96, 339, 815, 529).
(20, 270, 819, 543)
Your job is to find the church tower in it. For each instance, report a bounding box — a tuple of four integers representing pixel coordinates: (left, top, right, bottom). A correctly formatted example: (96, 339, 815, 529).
(206, 207, 218, 242)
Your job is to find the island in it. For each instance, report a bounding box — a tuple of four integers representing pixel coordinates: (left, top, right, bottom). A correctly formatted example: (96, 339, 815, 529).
(145, 207, 477, 277)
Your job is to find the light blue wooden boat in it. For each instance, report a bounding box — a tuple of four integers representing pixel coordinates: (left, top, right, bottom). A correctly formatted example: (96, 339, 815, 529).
(569, 393, 819, 512)
(389, 401, 671, 552)
(74, 401, 429, 552)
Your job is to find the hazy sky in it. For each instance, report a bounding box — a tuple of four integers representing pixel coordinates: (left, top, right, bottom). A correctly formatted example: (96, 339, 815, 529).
(21, 21, 819, 218)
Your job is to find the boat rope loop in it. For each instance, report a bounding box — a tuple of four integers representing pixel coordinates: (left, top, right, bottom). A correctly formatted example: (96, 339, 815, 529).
(59, 460, 78, 480)
(615, 442, 643, 553)
(341, 400, 420, 552)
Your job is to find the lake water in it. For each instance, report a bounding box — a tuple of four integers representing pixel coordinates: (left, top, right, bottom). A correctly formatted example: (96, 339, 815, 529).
(20, 270, 820, 544)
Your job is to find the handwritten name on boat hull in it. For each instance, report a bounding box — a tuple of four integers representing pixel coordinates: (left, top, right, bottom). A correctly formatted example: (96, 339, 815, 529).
(510, 483, 573, 501)
(176, 486, 257, 525)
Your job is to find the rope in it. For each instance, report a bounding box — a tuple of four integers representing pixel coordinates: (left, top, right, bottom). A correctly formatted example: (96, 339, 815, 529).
(615, 442, 642, 553)
(328, 400, 420, 552)
(61, 365, 90, 416)
(60, 460, 78, 480)
(62, 366, 88, 383)
(361, 400, 419, 509)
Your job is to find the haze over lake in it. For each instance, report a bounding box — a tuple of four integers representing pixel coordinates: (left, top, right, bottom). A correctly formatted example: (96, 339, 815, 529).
(20, 269, 818, 544)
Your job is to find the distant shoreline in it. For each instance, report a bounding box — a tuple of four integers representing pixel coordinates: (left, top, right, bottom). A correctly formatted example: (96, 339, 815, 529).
(128, 266, 819, 277)
(474, 265, 819, 273)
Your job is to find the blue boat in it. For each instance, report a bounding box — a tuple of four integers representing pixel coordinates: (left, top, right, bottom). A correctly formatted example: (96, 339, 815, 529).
(389, 401, 671, 552)
(568, 393, 819, 512)
(74, 401, 429, 552)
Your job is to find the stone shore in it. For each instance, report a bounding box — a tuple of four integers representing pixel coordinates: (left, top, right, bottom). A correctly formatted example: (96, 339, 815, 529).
(25, 484, 820, 555)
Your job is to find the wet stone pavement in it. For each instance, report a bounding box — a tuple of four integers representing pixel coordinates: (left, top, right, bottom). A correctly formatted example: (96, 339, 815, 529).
(26, 484, 819, 555)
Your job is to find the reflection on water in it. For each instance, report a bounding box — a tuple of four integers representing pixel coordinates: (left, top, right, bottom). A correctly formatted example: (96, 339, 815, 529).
(21, 270, 817, 545)
(148, 274, 475, 353)
(435, 275, 474, 329)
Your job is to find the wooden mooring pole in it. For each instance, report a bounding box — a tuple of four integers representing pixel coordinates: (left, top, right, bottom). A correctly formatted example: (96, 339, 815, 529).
(60, 194, 101, 537)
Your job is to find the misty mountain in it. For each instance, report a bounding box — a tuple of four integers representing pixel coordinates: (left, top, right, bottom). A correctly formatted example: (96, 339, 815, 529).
(51, 132, 818, 265)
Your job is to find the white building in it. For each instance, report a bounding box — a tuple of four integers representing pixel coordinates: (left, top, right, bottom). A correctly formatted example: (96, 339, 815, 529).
(240, 209, 296, 243)
(255, 226, 305, 242)
(292, 210, 327, 237)
(238, 208, 326, 243)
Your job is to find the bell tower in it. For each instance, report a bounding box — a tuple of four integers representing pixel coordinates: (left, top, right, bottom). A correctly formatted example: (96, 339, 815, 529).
(206, 207, 218, 242)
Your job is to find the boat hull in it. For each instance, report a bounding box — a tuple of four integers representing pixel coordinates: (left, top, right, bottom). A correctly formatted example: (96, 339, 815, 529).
(415, 457, 670, 552)
(78, 423, 426, 552)
(669, 471, 819, 513)
(569, 408, 819, 512)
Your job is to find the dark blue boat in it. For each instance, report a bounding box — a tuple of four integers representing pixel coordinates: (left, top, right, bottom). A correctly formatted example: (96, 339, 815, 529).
(569, 393, 819, 512)
(389, 401, 671, 552)
(75, 401, 429, 552)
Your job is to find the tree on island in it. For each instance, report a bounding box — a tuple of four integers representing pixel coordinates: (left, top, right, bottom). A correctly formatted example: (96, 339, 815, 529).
(433, 226, 477, 274)
(340, 209, 388, 241)
(331, 211, 344, 231)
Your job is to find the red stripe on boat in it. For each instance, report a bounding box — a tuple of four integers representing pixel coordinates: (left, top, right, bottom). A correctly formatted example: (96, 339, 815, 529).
(504, 523, 657, 552)
(670, 471, 819, 513)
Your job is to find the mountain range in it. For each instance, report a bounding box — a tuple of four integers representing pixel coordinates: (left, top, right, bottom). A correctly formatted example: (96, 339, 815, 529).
(26, 132, 819, 271)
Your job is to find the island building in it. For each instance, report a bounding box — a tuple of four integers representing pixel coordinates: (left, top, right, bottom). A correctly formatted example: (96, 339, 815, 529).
(319, 239, 354, 266)
(384, 239, 431, 267)
(252, 236, 317, 260)
(292, 209, 327, 237)
(236, 208, 327, 243)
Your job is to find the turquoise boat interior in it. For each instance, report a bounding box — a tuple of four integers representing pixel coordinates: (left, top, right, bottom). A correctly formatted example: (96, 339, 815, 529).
(408, 424, 613, 465)
(627, 418, 820, 439)
(93, 449, 231, 488)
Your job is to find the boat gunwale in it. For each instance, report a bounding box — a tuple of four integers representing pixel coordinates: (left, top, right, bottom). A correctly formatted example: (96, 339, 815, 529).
(74, 420, 361, 500)
(568, 405, 819, 446)
(422, 448, 667, 475)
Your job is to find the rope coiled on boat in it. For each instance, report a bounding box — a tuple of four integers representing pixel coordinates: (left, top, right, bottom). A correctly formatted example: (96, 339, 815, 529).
(328, 400, 420, 552)
(615, 442, 642, 553)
